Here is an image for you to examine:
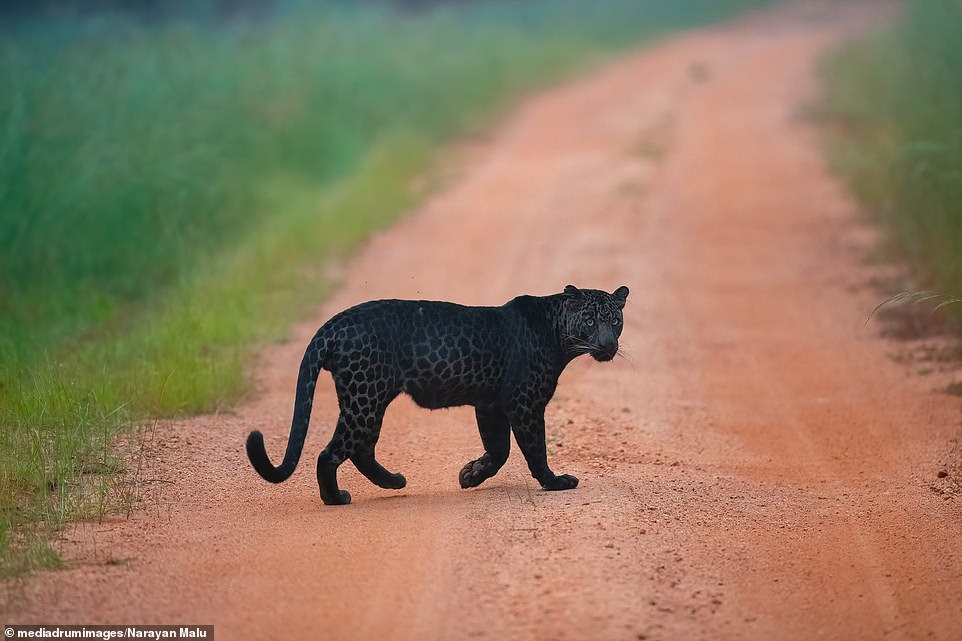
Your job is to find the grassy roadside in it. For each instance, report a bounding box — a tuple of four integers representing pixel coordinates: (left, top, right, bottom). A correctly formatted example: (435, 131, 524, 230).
(0, 0, 776, 575)
(819, 0, 962, 296)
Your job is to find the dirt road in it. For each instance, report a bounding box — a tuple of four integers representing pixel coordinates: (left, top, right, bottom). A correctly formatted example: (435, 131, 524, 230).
(7, 2, 962, 639)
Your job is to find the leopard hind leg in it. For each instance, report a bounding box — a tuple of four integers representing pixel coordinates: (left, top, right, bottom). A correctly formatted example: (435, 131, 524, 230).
(459, 405, 510, 489)
(352, 447, 406, 490)
(318, 383, 404, 504)
(350, 400, 405, 490)
(316, 414, 354, 505)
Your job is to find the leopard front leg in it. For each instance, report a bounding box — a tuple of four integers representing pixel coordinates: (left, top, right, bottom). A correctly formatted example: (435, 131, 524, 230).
(460, 405, 511, 489)
(509, 407, 578, 491)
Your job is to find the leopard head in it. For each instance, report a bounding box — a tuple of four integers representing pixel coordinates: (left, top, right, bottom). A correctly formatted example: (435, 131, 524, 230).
(561, 284, 629, 362)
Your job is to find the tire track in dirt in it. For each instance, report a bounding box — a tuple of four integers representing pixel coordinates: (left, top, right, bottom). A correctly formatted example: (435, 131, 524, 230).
(5, 2, 962, 640)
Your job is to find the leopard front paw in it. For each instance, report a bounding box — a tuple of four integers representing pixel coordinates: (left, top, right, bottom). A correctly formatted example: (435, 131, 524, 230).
(459, 458, 490, 489)
(541, 473, 579, 491)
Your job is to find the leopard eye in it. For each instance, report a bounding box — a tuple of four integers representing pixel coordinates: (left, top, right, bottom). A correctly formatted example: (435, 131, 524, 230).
(585, 318, 595, 327)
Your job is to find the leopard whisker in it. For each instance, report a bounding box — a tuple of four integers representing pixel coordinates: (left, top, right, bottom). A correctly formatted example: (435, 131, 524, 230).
(615, 346, 636, 371)
(562, 335, 599, 357)
(568, 341, 598, 354)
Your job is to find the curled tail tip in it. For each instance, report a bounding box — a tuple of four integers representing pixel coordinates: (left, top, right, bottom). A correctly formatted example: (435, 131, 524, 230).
(246, 429, 291, 484)
(245, 429, 265, 460)
(246, 340, 321, 485)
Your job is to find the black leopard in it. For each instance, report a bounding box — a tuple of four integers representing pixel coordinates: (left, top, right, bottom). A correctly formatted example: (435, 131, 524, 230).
(246, 284, 629, 505)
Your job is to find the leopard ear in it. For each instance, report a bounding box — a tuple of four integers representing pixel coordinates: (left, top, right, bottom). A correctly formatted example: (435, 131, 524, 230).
(564, 284, 583, 298)
(612, 285, 629, 309)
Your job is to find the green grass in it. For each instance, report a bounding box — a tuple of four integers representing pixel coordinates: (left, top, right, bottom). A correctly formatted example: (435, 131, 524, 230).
(0, 0, 775, 575)
(820, 0, 962, 293)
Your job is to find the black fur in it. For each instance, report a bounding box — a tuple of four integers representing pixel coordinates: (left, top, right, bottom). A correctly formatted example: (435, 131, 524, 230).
(246, 285, 629, 505)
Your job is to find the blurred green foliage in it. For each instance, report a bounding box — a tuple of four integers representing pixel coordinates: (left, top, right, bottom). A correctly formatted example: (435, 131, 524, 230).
(821, 0, 962, 290)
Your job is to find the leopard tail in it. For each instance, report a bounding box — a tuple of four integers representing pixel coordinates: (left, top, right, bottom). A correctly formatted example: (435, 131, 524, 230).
(246, 326, 332, 483)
